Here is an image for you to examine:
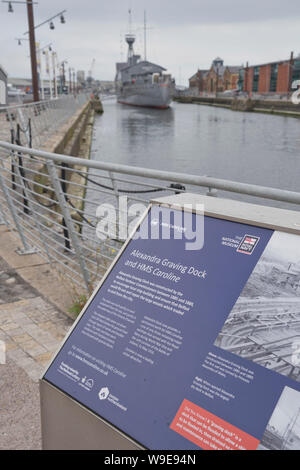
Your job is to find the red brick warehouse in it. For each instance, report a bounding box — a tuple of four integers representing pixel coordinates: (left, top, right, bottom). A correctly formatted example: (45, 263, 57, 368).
(240, 52, 300, 96)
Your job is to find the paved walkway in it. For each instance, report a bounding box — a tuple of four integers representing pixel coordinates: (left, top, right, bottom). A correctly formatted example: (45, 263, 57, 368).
(0, 253, 73, 450)
(0, 101, 90, 449)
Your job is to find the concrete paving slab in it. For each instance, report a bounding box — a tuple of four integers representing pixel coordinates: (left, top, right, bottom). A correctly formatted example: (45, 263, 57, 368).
(0, 227, 47, 269)
(0, 252, 74, 450)
(0, 359, 41, 450)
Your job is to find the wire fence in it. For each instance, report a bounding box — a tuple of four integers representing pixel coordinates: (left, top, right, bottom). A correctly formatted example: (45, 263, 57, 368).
(0, 140, 300, 296)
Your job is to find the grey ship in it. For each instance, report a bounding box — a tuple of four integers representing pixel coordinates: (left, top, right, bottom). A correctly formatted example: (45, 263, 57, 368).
(116, 32, 175, 109)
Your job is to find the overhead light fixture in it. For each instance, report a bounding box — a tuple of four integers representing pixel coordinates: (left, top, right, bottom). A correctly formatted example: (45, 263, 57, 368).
(49, 21, 55, 30)
(60, 14, 65, 24)
(18, 39, 22, 46)
(49, 45, 52, 51)
(8, 2, 13, 13)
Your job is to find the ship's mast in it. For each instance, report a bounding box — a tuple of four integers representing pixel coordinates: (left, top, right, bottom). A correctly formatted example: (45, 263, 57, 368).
(125, 8, 136, 65)
(144, 10, 147, 61)
(143, 11, 153, 62)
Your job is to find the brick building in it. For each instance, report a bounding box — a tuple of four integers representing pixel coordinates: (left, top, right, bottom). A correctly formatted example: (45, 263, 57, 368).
(224, 66, 240, 90)
(240, 52, 300, 95)
(189, 58, 241, 94)
(189, 69, 209, 91)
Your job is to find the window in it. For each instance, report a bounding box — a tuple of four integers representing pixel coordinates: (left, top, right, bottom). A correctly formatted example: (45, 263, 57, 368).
(238, 70, 244, 91)
(270, 64, 278, 92)
(252, 67, 259, 92)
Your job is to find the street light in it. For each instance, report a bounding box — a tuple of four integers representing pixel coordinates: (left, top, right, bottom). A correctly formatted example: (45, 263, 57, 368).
(35, 43, 52, 54)
(2, 1, 67, 102)
(23, 9, 67, 35)
(15, 36, 29, 44)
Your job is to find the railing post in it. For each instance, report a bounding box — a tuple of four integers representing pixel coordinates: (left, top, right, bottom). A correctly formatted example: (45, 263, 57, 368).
(108, 171, 119, 203)
(0, 159, 36, 255)
(16, 107, 30, 147)
(47, 160, 90, 292)
(109, 171, 122, 239)
(60, 163, 72, 249)
(0, 202, 8, 226)
(10, 153, 58, 264)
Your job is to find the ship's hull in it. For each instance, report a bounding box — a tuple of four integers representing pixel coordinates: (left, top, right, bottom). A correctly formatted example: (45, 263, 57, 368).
(117, 82, 173, 109)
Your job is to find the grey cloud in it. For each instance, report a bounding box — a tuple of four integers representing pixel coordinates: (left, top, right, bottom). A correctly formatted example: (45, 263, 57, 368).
(34, 0, 300, 25)
(1, 0, 300, 84)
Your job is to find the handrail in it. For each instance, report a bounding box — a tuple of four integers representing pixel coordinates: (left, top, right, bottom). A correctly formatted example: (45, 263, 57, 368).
(0, 94, 90, 150)
(1, 140, 300, 206)
(0, 93, 87, 112)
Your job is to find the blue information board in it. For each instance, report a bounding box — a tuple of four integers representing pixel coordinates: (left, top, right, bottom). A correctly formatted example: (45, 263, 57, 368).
(44, 205, 300, 450)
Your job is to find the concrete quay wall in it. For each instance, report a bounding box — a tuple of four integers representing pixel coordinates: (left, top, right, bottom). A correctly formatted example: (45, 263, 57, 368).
(174, 95, 300, 118)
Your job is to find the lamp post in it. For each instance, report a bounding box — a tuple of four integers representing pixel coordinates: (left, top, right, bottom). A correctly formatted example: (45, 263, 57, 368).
(72, 69, 76, 95)
(35, 43, 52, 100)
(43, 49, 53, 99)
(2, 0, 67, 102)
(60, 60, 68, 94)
(3, 1, 39, 101)
(52, 51, 58, 98)
(68, 67, 72, 94)
(26, 0, 39, 101)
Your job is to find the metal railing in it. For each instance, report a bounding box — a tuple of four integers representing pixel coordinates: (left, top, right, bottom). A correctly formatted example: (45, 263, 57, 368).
(0, 93, 90, 149)
(0, 140, 300, 295)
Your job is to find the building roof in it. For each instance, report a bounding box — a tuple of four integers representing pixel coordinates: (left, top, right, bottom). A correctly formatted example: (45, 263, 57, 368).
(212, 64, 226, 75)
(245, 58, 292, 69)
(189, 62, 242, 82)
(189, 69, 209, 81)
(189, 72, 198, 81)
(8, 77, 32, 87)
(121, 60, 166, 74)
(226, 66, 242, 74)
(8, 77, 62, 88)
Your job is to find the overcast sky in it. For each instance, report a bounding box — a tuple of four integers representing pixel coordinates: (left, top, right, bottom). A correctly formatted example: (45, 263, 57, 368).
(1, 0, 300, 85)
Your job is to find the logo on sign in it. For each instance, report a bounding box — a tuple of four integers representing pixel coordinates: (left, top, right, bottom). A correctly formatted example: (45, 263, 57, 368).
(237, 235, 260, 255)
(98, 387, 110, 401)
(81, 377, 94, 390)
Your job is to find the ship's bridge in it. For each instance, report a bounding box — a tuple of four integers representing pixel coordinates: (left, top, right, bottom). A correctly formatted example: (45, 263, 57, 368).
(120, 60, 166, 84)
